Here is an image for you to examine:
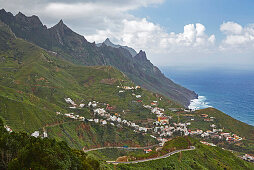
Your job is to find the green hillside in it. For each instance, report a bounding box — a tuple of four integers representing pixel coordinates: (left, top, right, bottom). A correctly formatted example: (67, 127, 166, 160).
(0, 21, 179, 148)
(0, 16, 254, 170)
(117, 138, 254, 170)
(195, 108, 254, 140)
(0, 9, 198, 107)
(0, 118, 101, 170)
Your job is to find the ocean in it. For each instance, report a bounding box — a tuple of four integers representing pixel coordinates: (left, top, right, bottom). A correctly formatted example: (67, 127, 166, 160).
(161, 68, 254, 126)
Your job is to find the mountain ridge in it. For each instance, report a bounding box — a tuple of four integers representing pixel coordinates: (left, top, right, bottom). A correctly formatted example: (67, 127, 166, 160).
(0, 9, 198, 107)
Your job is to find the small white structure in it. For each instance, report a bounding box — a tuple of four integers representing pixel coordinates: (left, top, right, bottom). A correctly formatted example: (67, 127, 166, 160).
(4, 125, 13, 133)
(136, 95, 141, 98)
(102, 120, 107, 125)
(79, 117, 85, 121)
(88, 102, 92, 107)
(117, 117, 122, 123)
(80, 104, 85, 108)
(43, 131, 48, 138)
(31, 131, 40, 138)
(65, 98, 75, 105)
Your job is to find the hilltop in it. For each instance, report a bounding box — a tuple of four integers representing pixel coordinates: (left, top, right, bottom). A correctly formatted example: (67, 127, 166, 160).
(0, 9, 197, 107)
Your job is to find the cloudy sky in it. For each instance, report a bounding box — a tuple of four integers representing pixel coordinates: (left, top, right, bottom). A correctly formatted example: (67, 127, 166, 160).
(1, 0, 254, 70)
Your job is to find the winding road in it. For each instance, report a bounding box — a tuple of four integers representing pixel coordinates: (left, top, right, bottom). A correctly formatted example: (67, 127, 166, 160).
(83, 145, 158, 153)
(84, 146, 195, 164)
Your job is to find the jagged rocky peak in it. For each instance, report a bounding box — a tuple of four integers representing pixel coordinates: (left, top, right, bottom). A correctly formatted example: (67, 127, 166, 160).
(104, 38, 111, 43)
(0, 8, 6, 13)
(103, 38, 118, 47)
(15, 12, 43, 27)
(134, 50, 149, 62)
(0, 8, 14, 20)
(98, 38, 138, 57)
(54, 19, 67, 28)
(15, 11, 26, 18)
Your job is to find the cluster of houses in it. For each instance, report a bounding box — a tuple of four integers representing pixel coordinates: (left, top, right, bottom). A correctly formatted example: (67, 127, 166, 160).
(118, 86, 142, 99)
(4, 124, 48, 139)
(189, 123, 242, 143)
(143, 104, 193, 146)
(31, 130, 48, 138)
(64, 98, 86, 109)
(61, 98, 150, 133)
(118, 86, 141, 90)
(241, 154, 254, 162)
(62, 97, 243, 149)
(201, 114, 215, 122)
(93, 107, 149, 133)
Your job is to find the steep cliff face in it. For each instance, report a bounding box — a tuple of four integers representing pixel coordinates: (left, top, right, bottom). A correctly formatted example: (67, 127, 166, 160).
(0, 9, 197, 106)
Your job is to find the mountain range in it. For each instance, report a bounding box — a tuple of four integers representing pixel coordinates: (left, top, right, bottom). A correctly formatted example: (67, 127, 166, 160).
(0, 9, 197, 107)
(0, 9, 254, 169)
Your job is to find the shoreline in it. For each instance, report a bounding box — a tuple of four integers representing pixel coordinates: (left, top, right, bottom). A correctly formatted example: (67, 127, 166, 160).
(188, 95, 254, 126)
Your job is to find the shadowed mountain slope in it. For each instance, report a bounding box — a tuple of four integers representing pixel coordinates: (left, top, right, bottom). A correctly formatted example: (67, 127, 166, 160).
(0, 9, 198, 107)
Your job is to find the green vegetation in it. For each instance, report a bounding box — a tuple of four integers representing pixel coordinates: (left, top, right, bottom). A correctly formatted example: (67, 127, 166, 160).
(117, 138, 254, 170)
(195, 108, 254, 140)
(0, 9, 198, 107)
(0, 15, 254, 170)
(88, 148, 144, 161)
(0, 118, 100, 170)
(0, 21, 174, 149)
(47, 121, 157, 150)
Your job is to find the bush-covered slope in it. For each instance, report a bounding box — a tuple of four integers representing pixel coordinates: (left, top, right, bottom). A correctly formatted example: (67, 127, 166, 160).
(0, 118, 100, 170)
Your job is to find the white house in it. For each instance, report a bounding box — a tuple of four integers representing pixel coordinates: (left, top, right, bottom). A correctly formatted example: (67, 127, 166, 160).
(79, 104, 85, 108)
(43, 131, 48, 138)
(65, 98, 75, 105)
(117, 117, 122, 123)
(102, 120, 107, 125)
(31, 131, 40, 138)
(136, 95, 141, 98)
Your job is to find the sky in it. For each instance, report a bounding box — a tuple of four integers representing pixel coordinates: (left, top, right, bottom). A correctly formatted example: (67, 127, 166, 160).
(1, 0, 254, 70)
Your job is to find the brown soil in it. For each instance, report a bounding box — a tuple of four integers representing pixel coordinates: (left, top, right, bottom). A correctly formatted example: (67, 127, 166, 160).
(100, 78, 117, 85)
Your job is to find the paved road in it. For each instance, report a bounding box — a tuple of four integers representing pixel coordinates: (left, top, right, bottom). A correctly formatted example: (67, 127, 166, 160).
(106, 146, 196, 164)
(83, 145, 158, 153)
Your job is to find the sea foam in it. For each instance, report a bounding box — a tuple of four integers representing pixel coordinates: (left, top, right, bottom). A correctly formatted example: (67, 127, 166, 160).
(188, 96, 212, 111)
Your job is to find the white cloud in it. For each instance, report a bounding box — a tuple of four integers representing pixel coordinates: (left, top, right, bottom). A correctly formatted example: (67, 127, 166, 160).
(220, 22, 254, 51)
(220, 22, 243, 34)
(1, 1, 254, 69)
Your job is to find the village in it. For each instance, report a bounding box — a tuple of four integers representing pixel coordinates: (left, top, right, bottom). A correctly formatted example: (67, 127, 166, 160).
(54, 85, 244, 150)
(3, 85, 250, 161)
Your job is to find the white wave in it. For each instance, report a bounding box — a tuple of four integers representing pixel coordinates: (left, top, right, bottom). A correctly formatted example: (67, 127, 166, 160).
(188, 96, 212, 111)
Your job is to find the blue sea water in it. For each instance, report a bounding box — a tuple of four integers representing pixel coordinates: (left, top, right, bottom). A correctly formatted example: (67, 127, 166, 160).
(161, 68, 254, 126)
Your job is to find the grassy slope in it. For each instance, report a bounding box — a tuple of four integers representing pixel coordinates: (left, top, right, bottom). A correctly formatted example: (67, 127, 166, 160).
(1, 21, 254, 169)
(0, 22, 179, 148)
(117, 138, 254, 170)
(47, 121, 157, 150)
(195, 108, 254, 140)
